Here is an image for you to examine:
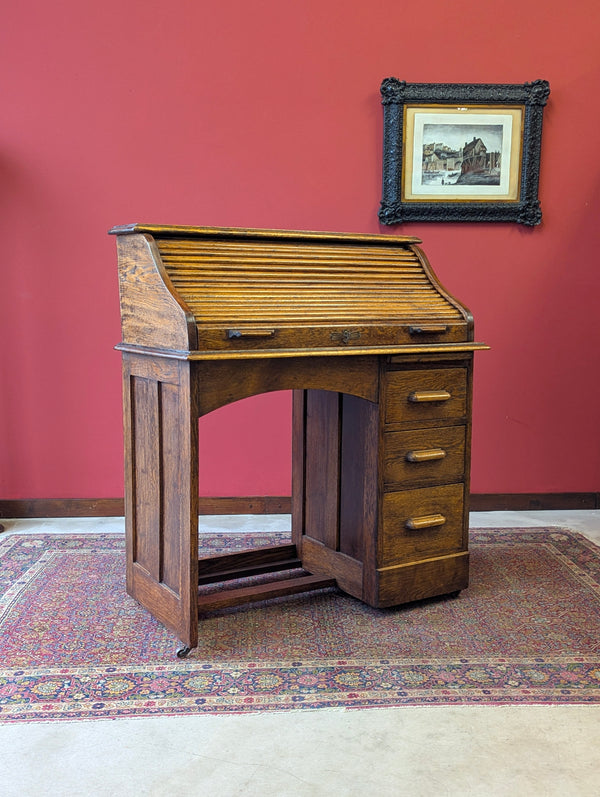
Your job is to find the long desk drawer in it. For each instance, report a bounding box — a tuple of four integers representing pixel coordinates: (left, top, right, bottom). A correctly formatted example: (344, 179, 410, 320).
(381, 483, 465, 565)
(383, 425, 466, 488)
(385, 368, 467, 425)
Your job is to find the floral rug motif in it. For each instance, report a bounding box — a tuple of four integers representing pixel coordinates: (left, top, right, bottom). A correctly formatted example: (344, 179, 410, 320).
(1, 528, 600, 723)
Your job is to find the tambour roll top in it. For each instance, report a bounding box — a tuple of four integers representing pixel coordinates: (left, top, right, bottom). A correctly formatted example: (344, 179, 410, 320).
(111, 224, 474, 357)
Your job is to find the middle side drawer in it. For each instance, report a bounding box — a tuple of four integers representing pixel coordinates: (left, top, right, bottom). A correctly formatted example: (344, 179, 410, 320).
(383, 425, 466, 489)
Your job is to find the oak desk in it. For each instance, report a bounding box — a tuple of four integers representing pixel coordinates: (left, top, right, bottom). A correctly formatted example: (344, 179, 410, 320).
(112, 224, 486, 655)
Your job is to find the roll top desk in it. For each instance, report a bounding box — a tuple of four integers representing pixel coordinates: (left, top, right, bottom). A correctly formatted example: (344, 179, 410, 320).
(112, 223, 486, 656)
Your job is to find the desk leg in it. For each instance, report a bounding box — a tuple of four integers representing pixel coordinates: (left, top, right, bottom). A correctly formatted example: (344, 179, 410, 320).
(291, 389, 342, 550)
(122, 354, 199, 652)
(291, 389, 306, 548)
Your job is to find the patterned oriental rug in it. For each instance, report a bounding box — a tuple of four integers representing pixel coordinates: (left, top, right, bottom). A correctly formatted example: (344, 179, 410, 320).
(1, 528, 600, 723)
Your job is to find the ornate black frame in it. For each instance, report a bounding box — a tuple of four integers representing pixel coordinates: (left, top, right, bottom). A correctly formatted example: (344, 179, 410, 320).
(379, 79, 550, 226)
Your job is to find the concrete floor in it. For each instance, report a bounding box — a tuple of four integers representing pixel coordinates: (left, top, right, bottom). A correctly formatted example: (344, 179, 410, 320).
(1, 511, 599, 796)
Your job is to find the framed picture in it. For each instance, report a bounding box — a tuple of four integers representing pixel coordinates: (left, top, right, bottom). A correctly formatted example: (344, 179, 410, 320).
(379, 79, 550, 226)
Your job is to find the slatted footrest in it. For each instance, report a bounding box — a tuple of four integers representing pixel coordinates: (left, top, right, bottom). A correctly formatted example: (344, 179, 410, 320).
(197, 544, 301, 585)
(197, 573, 337, 612)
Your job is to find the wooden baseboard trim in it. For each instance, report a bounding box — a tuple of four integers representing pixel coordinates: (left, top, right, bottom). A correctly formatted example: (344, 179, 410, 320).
(1, 493, 598, 519)
(0, 498, 124, 518)
(469, 492, 600, 511)
(0, 496, 293, 518)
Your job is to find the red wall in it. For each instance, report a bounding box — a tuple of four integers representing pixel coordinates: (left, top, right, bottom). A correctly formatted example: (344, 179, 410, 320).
(2, 0, 600, 500)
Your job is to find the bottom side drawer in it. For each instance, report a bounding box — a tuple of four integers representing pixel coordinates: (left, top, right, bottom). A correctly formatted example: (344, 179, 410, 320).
(381, 483, 465, 565)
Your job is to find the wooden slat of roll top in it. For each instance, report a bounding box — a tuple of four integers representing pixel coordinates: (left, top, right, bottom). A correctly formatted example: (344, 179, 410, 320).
(170, 296, 460, 318)
(173, 285, 457, 302)
(168, 279, 431, 289)
(171, 304, 460, 323)
(165, 267, 427, 279)
(158, 252, 419, 265)
(166, 266, 426, 278)
(169, 302, 456, 313)
(171, 303, 461, 323)
(171, 293, 452, 305)
(166, 262, 423, 271)
(156, 239, 421, 257)
(180, 301, 458, 313)
(162, 260, 425, 273)
(178, 289, 452, 299)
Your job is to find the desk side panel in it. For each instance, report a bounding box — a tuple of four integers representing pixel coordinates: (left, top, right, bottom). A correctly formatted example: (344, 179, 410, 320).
(122, 353, 199, 649)
(117, 233, 197, 352)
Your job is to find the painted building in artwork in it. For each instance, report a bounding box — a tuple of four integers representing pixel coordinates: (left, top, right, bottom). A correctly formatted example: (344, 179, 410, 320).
(461, 136, 500, 174)
(423, 142, 462, 172)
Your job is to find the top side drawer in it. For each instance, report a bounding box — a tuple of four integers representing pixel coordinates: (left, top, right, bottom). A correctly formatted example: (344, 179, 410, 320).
(385, 368, 467, 424)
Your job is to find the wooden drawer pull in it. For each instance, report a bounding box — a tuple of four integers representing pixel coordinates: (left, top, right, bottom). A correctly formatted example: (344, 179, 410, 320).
(405, 513, 447, 531)
(228, 328, 276, 339)
(408, 390, 451, 403)
(409, 324, 449, 335)
(405, 448, 447, 463)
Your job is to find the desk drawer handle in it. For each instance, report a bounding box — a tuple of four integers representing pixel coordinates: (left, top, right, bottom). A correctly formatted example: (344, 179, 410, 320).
(409, 324, 449, 335)
(228, 328, 276, 339)
(405, 513, 446, 531)
(408, 390, 451, 403)
(405, 448, 446, 463)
